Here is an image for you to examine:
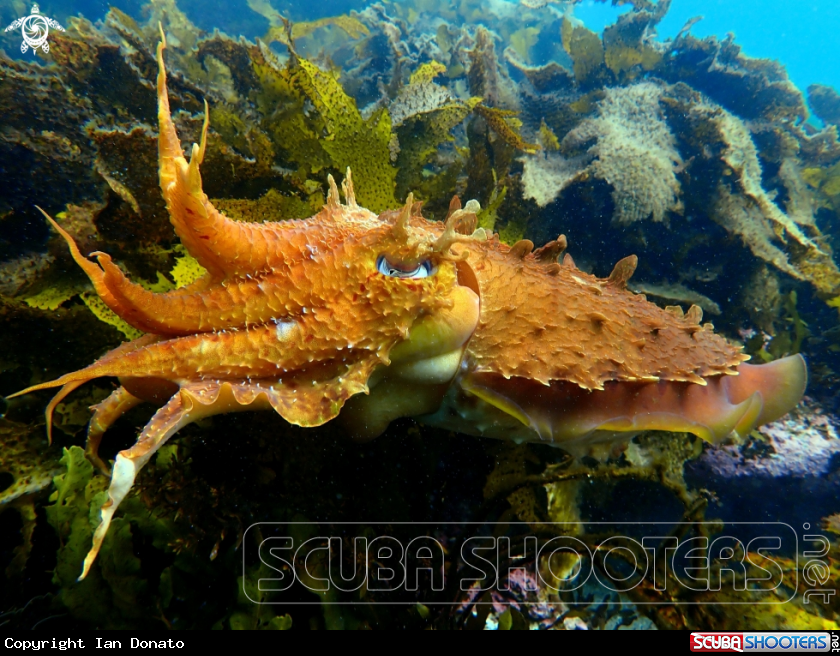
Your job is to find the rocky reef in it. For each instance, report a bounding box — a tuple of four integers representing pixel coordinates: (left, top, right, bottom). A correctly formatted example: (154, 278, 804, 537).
(1, 0, 840, 630)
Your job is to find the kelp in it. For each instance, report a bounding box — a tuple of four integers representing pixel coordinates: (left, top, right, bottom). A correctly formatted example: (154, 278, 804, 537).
(0, 419, 62, 509)
(602, 7, 664, 80)
(560, 82, 682, 224)
(560, 17, 610, 90)
(631, 281, 722, 316)
(746, 291, 809, 363)
(391, 70, 481, 201)
(288, 57, 397, 211)
(43, 446, 198, 628)
(809, 84, 840, 127)
(803, 160, 840, 213)
(214, 189, 324, 224)
(37, 442, 280, 629)
(473, 105, 540, 154)
(80, 293, 144, 340)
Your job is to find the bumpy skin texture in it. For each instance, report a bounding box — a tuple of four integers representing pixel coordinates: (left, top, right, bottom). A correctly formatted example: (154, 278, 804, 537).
(425, 238, 806, 455)
(12, 37, 807, 579)
(463, 242, 743, 388)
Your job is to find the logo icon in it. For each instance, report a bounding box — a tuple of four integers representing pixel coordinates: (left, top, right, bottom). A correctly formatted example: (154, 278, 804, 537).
(4, 4, 65, 54)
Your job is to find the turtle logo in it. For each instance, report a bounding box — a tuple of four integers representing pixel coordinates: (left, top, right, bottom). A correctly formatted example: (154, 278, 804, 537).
(4, 4, 65, 54)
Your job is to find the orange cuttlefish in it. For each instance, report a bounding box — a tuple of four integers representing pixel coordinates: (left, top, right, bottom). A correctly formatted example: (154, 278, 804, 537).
(10, 34, 807, 580)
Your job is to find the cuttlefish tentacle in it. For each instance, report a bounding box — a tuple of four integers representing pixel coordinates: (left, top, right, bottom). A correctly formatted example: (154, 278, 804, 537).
(39, 333, 164, 442)
(55, 358, 382, 581)
(86, 386, 145, 476)
(44, 381, 85, 445)
(80, 390, 194, 580)
(78, 361, 383, 581)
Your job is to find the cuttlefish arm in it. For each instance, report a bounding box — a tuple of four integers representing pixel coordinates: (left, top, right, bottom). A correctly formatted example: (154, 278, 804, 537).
(79, 372, 374, 580)
(10, 25, 486, 582)
(40, 31, 368, 338)
(11, 334, 380, 580)
(154, 27, 366, 283)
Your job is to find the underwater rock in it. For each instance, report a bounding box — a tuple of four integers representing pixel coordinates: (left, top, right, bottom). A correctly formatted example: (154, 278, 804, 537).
(696, 398, 840, 479)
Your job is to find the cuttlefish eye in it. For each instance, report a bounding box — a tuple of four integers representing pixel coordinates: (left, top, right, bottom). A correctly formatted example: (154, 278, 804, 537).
(376, 255, 435, 279)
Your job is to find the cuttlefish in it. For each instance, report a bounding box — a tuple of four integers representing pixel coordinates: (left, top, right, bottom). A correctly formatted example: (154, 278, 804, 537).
(11, 34, 807, 580)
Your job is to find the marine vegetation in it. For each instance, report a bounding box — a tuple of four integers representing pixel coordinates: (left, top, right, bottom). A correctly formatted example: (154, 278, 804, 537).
(0, 0, 839, 631)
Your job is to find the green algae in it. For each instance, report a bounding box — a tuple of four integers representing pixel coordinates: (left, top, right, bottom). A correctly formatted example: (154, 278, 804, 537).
(290, 58, 397, 212)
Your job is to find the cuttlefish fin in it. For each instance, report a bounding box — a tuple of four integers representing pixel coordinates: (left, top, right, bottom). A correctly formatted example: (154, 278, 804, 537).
(593, 390, 764, 443)
(460, 374, 544, 436)
(722, 354, 808, 428)
(459, 354, 807, 446)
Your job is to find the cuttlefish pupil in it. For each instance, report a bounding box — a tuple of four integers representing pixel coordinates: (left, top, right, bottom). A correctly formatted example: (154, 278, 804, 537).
(376, 254, 435, 279)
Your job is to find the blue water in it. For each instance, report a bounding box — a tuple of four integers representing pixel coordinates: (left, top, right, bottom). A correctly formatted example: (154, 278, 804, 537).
(575, 0, 840, 99)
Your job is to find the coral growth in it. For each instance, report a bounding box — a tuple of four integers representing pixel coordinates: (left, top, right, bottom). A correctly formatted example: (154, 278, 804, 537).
(558, 82, 682, 223)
